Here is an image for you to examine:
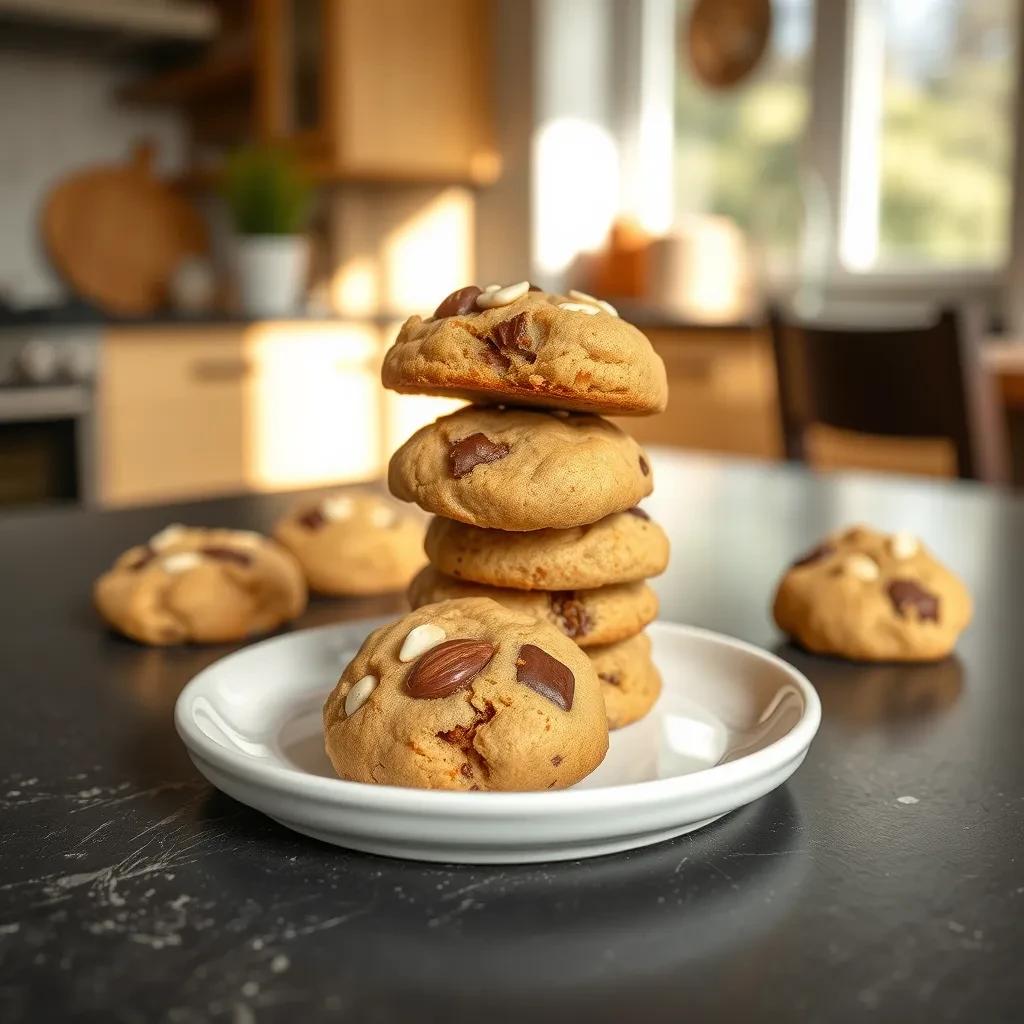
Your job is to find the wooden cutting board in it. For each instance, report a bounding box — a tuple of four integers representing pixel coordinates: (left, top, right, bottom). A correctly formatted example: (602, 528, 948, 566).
(42, 143, 207, 316)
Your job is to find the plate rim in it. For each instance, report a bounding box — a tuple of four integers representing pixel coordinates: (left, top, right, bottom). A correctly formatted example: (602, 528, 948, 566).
(175, 617, 820, 814)
(175, 618, 820, 815)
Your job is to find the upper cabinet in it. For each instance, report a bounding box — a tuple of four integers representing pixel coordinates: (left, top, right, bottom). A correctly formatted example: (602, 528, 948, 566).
(123, 0, 500, 186)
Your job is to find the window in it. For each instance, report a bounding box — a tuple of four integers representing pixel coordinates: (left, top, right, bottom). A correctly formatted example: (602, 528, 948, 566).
(842, 0, 1018, 270)
(673, 0, 1019, 284)
(674, 0, 814, 254)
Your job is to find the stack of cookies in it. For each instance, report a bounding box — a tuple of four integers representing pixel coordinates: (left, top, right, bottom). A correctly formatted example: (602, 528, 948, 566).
(382, 281, 670, 728)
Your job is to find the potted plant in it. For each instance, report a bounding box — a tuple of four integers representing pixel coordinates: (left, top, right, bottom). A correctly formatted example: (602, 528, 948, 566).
(223, 146, 312, 317)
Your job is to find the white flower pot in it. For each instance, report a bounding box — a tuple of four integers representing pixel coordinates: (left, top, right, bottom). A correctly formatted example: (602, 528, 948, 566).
(234, 235, 309, 317)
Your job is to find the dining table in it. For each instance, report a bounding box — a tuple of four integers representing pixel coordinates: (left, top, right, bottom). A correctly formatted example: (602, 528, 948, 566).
(1, 451, 1021, 1023)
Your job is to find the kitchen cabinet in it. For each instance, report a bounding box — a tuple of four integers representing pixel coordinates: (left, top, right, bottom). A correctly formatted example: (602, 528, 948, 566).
(97, 322, 385, 507)
(123, 0, 499, 185)
(622, 323, 968, 477)
(99, 327, 249, 505)
(620, 327, 783, 459)
(243, 322, 383, 489)
(254, 0, 499, 183)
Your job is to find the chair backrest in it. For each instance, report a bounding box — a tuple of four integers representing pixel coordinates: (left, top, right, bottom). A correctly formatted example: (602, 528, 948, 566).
(768, 305, 1004, 481)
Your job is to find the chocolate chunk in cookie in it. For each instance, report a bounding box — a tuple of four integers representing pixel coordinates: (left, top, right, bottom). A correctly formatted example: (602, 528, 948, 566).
(477, 312, 536, 365)
(550, 591, 591, 639)
(887, 579, 941, 622)
(515, 644, 575, 711)
(298, 507, 326, 530)
(448, 433, 510, 479)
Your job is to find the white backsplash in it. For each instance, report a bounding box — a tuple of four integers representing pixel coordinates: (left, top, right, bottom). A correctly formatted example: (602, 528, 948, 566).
(0, 48, 186, 308)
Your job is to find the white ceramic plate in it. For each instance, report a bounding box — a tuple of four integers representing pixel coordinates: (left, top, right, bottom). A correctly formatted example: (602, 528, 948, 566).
(175, 619, 820, 864)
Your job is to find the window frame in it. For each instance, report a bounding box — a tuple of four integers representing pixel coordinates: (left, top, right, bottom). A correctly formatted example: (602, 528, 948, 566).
(666, 0, 1024, 306)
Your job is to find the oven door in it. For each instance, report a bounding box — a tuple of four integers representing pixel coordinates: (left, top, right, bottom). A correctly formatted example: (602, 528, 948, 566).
(0, 387, 94, 507)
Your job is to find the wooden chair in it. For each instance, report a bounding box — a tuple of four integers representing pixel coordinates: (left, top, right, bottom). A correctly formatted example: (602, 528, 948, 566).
(768, 305, 1007, 482)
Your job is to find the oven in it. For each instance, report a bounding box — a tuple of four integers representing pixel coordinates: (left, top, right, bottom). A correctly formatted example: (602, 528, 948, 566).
(0, 327, 99, 507)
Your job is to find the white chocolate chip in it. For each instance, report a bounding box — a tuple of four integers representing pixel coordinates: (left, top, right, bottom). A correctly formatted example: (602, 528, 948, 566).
(344, 675, 377, 717)
(150, 524, 187, 551)
(482, 283, 501, 293)
(162, 551, 202, 574)
(844, 553, 880, 581)
(568, 289, 618, 317)
(321, 495, 355, 522)
(890, 531, 919, 559)
(369, 505, 398, 529)
(476, 281, 529, 309)
(557, 302, 600, 315)
(399, 623, 447, 663)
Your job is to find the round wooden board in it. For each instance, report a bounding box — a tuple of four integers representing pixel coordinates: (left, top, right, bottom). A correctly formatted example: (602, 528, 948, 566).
(42, 144, 206, 316)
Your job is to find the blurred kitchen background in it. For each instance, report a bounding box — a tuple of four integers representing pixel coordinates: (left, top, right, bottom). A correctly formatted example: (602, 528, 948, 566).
(2, 0, 1024, 509)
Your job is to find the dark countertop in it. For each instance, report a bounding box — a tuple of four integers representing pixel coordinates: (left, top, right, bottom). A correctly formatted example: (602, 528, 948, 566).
(0, 301, 406, 330)
(0, 298, 754, 334)
(1, 454, 1022, 1023)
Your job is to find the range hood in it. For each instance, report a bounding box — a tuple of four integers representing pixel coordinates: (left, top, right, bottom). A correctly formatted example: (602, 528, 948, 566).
(0, 0, 217, 42)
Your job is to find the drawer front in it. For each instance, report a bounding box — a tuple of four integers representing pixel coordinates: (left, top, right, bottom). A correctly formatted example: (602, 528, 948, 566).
(625, 329, 781, 458)
(98, 329, 250, 505)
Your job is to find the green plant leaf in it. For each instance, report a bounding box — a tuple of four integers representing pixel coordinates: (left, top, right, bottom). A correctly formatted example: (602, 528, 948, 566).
(222, 146, 312, 236)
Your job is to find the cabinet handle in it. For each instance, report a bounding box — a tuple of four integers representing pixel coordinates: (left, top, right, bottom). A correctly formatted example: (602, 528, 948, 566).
(670, 352, 714, 381)
(190, 357, 252, 382)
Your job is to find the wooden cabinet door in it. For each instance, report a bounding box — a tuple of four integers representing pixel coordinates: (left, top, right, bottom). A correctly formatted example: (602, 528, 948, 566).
(256, 0, 498, 181)
(243, 322, 385, 489)
(329, 0, 497, 180)
(98, 328, 250, 506)
(621, 328, 782, 458)
(254, 0, 332, 159)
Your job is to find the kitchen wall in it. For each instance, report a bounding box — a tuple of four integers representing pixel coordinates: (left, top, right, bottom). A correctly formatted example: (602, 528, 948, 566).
(0, 48, 186, 308)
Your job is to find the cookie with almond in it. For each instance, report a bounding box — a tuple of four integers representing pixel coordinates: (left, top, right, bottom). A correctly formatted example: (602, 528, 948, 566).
(94, 525, 307, 645)
(408, 566, 658, 649)
(274, 490, 425, 596)
(772, 525, 972, 662)
(381, 283, 668, 416)
(322, 597, 608, 791)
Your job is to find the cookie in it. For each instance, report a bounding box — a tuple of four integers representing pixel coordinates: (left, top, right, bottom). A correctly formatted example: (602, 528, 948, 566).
(388, 405, 653, 531)
(381, 283, 668, 416)
(323, 597, 608, 791)
(588, 632, 662, 730)
(772, 525, 972, 662)
(94, 525, 307, 646)
(274, 491, 425, 596)
(408, 566, 658, 648)
(424, 508, 669, 591)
